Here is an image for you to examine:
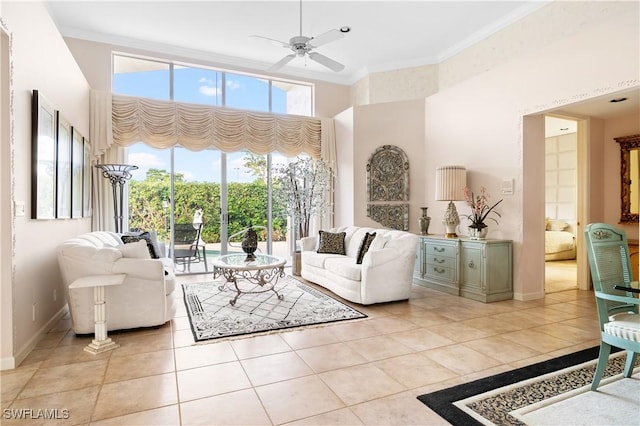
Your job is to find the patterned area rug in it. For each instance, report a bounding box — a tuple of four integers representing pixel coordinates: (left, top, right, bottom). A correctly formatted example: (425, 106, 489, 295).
(417, 346, 639, 426)
(183, 275, 367, 342)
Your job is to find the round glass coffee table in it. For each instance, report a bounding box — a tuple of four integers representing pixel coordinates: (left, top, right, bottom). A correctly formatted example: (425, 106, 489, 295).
(212, 253, 286, 306)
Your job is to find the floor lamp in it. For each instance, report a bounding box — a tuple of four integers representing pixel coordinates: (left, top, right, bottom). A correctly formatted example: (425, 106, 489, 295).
(95, 164, 138, 233)
(435, 165, 466, 238)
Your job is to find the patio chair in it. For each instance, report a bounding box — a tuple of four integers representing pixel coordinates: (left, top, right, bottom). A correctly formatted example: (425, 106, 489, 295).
(584, 223, 640, 390)
(173, 223, 207, 272)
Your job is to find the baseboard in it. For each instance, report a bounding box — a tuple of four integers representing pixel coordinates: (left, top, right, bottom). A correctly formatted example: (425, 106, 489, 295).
(6, 305, 68, 370)
(0, 355, 16, 370)
(514, 290, 545, 301)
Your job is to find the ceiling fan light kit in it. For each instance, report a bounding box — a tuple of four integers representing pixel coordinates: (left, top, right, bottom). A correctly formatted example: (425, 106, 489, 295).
(252, 0, 347, 72)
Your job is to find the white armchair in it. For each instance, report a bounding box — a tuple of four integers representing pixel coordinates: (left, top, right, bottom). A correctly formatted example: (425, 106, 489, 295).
(58, 231, 177, 334)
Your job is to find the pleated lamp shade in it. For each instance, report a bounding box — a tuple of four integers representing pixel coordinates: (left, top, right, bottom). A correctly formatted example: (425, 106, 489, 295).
(435, 166, 467, 201)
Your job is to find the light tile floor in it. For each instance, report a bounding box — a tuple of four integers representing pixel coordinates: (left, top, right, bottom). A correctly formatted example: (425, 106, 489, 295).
(1, 275, 601, 425)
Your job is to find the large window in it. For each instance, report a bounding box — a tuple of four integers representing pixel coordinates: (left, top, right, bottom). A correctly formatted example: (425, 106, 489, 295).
(113, 54, 314, 274)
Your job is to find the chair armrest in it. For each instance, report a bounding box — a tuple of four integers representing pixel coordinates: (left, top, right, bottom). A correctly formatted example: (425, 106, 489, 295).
(362, 247, 401, 268)
(613, 285, 640, 294)
(113, 258, 166, 280)
(300, 236, 317, 252)
(595, 290, 640, 305)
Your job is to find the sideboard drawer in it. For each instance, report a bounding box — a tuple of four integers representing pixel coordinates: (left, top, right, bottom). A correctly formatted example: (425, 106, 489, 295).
(425, 244, 456, 258)
(425, 265, 456, 282)
(426, 255, 456, 269)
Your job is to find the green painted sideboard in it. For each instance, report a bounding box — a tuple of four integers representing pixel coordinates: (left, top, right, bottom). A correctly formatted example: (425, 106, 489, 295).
(414, 235, 513, 302)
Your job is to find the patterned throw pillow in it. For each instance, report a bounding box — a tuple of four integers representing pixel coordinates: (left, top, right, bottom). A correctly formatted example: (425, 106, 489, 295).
(121, 231, 160, 259)
(317, 231, 347, 255)
(356, 232, 377, 264)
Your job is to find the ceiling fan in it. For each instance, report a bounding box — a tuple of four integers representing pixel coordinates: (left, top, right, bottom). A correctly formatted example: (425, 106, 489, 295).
(251, 0, 346, 72)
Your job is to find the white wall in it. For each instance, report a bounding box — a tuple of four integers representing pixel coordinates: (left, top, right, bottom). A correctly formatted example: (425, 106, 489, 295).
(351, 64, 439, 106)
(334, 107, 355, 226)
(422, 2, 639, 300)
(1, 2, 90, 369)
(335, 99, 426, 233)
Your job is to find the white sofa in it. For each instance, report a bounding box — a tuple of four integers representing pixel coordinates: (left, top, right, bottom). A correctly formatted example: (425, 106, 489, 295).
(57, 231, 177, 334)
(300, 226, 418, 305)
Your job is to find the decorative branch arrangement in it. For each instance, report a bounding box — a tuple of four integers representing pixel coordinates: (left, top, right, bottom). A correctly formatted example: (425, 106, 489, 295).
(275, 157, 331, 238)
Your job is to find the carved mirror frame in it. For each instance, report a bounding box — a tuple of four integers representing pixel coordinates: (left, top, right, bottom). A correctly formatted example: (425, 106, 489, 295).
(615, 134, 640, 224)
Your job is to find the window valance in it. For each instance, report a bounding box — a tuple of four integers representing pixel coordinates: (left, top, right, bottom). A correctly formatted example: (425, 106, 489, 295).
(110, 93, 322, 157)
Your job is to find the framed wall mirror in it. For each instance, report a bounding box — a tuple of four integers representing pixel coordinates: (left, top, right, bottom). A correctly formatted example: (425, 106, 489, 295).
(616, 134, 640, 223)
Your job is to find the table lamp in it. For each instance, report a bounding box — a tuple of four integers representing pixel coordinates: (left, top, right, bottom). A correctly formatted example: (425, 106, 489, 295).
(435, 165, 466, 238)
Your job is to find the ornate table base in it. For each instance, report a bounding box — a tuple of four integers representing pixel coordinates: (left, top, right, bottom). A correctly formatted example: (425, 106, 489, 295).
(215, 265, 285, 306)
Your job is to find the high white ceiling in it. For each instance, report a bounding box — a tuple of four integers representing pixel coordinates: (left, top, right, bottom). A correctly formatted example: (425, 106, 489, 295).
(46, 0, 549, 85)
(45, 0, 640, 120)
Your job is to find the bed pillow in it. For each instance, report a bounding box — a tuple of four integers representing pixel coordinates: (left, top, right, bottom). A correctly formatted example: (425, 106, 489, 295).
(547, 220, 570, 232)
(356, 232, 377, 264)
(317, 231, 346, 255)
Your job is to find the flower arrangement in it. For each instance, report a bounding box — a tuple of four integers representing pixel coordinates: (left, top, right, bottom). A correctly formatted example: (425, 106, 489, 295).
(463, 186, 502, 229)
(275, 157, 331, 238)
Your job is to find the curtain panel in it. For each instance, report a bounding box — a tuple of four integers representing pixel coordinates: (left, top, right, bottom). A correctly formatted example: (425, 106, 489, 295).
(111, 93, 324, 158)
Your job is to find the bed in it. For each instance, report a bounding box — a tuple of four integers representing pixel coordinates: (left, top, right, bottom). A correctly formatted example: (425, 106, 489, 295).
(545, 219, 576, 261)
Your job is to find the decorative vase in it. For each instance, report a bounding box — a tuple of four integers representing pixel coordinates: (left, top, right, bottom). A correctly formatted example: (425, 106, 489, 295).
(469, 226, 489, 240)
(241, 225, 258, 261)
(418, 207, 431, 235)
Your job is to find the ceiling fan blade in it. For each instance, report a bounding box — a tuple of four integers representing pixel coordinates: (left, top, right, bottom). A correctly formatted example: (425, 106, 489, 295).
(250, 34, 290, 48)
(307, 29, 343, 48)
(268, 54, 296, 72)
(308, 52, 345, 72)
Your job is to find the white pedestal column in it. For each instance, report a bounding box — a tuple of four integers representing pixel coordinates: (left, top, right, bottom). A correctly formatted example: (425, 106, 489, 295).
(69, 274, 126, 354)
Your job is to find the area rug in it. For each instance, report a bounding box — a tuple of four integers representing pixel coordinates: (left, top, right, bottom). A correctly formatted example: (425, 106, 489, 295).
(417, 346, 639, 426)
(183, 275, 367, 342)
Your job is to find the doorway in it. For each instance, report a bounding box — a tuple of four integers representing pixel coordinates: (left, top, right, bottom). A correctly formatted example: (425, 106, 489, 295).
(544, 116, 579, 293)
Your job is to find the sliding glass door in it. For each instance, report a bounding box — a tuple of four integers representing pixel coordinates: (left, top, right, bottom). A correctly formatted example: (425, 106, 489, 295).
(127, 143, 294, 275)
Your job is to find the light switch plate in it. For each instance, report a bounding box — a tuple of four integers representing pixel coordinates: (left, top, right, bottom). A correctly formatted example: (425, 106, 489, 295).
(501, 179, 514, 195)
(15, 201, 25, 216)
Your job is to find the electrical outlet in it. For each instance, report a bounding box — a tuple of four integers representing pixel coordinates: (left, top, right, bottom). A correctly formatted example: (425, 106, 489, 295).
(53, 289, 57, 302)
(32, 303, 36, 321)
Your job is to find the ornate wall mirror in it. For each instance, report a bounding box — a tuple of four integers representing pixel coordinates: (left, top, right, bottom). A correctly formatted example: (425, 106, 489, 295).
(615, 134, 640, 223)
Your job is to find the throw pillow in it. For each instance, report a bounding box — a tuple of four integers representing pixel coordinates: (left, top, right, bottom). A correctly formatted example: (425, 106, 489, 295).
(369, 233, 390, 251)
(317, 231, 347, 255)
(356, 232, 377, 264)
(121, 231, 160, 259)
(117, 240, 151, 259)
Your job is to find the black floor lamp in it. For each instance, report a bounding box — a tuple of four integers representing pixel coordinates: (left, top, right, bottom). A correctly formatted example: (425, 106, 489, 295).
(95, 164, 138, 233)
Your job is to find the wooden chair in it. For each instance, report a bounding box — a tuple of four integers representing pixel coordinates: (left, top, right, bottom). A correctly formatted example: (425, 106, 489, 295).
(584, 223, 640, 390)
